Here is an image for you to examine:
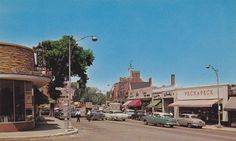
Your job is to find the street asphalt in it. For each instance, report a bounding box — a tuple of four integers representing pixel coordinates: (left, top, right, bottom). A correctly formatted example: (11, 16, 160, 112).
(0, 116, 235, 140)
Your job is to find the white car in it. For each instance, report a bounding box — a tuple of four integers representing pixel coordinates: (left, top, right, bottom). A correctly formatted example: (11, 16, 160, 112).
(177, 114, 205, 128)
(105, 110, 128, 121)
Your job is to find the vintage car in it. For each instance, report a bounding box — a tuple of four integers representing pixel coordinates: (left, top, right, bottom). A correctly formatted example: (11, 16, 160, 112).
(143, 112, 177, 127)
(131, 110, 146, 120)
(124, 109, 135, 118)
(177, 114, 205, 128)
(90, 110, 105, 120)
(105, 110, 128, 121)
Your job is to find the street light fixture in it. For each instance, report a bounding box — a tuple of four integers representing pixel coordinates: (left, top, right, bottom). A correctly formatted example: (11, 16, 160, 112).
(67, 35, 97, 131)
(206, 64, 221, 128)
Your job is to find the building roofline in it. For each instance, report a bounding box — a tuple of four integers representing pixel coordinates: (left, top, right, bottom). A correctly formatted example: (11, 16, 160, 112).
(176, 84, 231, 90)
(0, 42, 33, 52)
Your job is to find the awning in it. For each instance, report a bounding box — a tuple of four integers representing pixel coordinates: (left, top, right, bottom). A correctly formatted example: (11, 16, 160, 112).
(122, 100, 133, 107)
(128, 99, 142, 107)
(224, 97, 236, 111)
(147, 100, 161, 108)
(168, 99, 219, 107)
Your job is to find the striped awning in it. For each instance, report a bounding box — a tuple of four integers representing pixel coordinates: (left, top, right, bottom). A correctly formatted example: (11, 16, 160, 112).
(147, 100, 161, 108)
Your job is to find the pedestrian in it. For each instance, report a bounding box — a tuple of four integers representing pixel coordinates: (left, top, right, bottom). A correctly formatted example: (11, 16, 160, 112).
(75, 109, 81, 122)
(87, 110, 92, 122)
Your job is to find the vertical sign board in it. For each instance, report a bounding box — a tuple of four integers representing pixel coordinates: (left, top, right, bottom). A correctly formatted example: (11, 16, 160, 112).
(25, 91, 32, 109)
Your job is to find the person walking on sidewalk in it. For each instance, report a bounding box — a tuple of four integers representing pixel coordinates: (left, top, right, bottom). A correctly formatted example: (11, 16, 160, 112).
(75, 109, 81, 122)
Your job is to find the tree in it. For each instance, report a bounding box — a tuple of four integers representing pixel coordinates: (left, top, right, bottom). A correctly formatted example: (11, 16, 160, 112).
(36, 35, 94, 100)
(73, 85, 106, 105)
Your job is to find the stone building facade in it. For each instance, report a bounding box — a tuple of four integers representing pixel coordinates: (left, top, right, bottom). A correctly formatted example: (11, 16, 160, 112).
(0, 42, 50, 132)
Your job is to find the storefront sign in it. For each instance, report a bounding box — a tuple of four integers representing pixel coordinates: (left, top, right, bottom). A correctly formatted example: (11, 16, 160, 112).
(177, 86, 227, 100)
(128, 87, 153, 99)
(184, 89, 213, 97)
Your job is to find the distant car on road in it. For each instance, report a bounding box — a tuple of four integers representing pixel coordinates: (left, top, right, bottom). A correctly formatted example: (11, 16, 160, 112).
(90, 110, 105, 121)
(105, 110, 128, 121)
(177, 114, 205, 128)
(131, 110, 145, 120)
(124, 109, 135, 119)
(41, 108, 50, 115)
(143, 112, 177, 127)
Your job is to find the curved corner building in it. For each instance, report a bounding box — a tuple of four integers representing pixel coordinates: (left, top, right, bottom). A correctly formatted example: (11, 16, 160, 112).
(0, 42, 50, 132)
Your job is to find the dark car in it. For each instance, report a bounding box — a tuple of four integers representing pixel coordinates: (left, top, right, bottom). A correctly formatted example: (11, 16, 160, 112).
(54, 109, 63, 119)
(90, 110, 105, 121)
(41, 109, 50, 115)
(131, 110, 145, 120)
(71, 109, 78, 118)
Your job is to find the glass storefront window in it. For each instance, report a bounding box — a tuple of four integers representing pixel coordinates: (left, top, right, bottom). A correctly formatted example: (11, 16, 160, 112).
(0, 80, 14, 122)
(0, 80, 33, 122)
(15, 81, 25, 121)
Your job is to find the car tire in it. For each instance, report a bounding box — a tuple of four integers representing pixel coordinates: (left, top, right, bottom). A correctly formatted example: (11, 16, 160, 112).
(187, 123, 192, 128)
(160, 123, 164, 127)
(123, 119, 126, 121)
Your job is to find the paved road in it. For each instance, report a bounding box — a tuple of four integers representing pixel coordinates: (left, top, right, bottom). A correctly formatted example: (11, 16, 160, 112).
(4, 118, 236, 141)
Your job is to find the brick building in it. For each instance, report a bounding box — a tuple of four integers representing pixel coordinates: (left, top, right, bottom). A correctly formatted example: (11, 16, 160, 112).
(110, 70, 152, 103)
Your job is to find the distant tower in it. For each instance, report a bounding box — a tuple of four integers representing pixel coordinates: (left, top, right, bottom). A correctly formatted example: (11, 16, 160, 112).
(128, 60, 134, 77)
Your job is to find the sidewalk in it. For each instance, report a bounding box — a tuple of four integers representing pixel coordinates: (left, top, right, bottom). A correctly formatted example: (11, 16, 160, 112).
(0, 117, 78, 140)
(204, 124, 236, 132)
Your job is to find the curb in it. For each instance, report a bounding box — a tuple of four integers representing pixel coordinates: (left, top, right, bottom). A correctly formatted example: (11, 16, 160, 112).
(0, 128, 78, 140)
(203, 126, 236, 132)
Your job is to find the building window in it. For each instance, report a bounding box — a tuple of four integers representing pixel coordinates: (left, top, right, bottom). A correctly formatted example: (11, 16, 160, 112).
(0, 80, 33, 122)
(14, 81, 25, 121)
(0, 80, 14, 122)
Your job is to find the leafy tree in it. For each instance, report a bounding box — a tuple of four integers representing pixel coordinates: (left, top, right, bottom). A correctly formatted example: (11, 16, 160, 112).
(73, 85, 106, 105)
(36, 35, 94, 100)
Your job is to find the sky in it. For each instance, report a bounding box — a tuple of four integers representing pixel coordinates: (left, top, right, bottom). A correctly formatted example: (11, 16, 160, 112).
(0, 0, 236, 92)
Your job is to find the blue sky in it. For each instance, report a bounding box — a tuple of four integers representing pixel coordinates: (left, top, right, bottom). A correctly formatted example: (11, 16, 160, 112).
(1, 0, 236, 92)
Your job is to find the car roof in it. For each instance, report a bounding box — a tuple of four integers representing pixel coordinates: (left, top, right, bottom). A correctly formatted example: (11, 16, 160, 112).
(181, 113, 198, 116)
(126, 109, 135, 111)
(153, 112, 171, 116)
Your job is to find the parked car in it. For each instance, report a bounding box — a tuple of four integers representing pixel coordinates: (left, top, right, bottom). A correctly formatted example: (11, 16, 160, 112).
(54, 109, 63, 118)
(177, 114, 205, 128)
(90, 110, 105, 120)
(41, 108, 50, 115)
(131, 110, 145, 120)
(143, 112, 177, 127)
(105, 110, 128, 121)
(124, 109, 135, 119)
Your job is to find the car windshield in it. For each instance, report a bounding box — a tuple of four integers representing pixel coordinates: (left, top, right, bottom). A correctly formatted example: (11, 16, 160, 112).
(191, 115, 198, 118)
(114, 111, 122, 113)
(163, 114, 173, 118)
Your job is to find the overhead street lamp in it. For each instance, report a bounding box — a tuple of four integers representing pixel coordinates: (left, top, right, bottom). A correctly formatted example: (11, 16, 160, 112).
(67, 35, 97, 131)
(206, 64, 221, 128)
